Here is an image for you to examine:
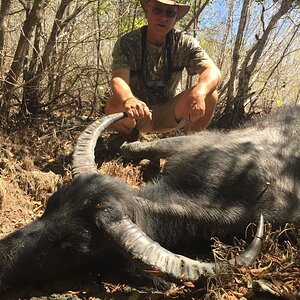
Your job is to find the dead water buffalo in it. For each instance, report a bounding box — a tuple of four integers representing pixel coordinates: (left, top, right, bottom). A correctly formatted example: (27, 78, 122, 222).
(0, 106, 299, 294)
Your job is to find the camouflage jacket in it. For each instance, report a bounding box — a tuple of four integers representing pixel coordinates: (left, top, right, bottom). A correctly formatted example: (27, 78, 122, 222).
(112, 26, 213, 105)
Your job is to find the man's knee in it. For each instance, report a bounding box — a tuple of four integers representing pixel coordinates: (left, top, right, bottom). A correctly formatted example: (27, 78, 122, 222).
(206, 90, 218, 109)
(105, 97, 118, 115)
(184, 90, 218, 132)
(104, 97, 136, 135)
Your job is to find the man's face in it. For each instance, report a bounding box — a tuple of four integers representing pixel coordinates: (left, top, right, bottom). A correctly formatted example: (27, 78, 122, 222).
(146, 1, 178, 36)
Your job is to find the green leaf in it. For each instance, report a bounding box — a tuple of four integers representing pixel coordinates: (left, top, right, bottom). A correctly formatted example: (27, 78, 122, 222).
(276, 99, 284, 105)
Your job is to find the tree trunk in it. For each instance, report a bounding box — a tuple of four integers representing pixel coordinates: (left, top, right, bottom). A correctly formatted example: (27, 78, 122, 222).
(0, 0, 12, 115)
(0, 0, 44, 117)
(225, 0, 250, 113)
(22, 20, 42, 114)
(21, 0, 72, 114)
(215, 0, 250, 128)
(183, 0, 210, 32)
(232, 0, 295, 124)
(217, 0, 234, 70)
(219, 0, 297, 128)
(21, 0, 94, 114)
(0, 0, 12, 78)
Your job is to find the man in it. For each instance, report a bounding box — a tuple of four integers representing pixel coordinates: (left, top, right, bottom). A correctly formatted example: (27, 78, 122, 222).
(105, 0, 221, 136)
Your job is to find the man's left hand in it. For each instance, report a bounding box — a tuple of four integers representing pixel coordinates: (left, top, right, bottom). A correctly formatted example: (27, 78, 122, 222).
(184, 90, 206, 122)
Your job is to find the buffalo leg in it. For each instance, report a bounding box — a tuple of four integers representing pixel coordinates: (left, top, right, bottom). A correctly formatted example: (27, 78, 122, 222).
(120, 135, 202, 161)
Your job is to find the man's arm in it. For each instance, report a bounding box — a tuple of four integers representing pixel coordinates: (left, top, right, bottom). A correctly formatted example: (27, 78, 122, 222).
(195, 62, 222, 96)
(110, 68, 152, 120)
(184, 62, 221, 122)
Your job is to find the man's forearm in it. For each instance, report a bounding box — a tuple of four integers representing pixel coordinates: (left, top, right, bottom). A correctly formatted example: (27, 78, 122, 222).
(196, 66, 222, 94)
(111, 77, 135, 106)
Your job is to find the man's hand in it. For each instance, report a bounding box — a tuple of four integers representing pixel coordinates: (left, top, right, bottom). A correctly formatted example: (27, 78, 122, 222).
(123, 97, 152, 120)
(182, 63, 221, 123)
(183, 89, 206, 122)
(110, 69, 152, 121)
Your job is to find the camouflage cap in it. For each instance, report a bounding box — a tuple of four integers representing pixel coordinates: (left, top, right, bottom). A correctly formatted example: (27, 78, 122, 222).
(140, 0, 190, 20)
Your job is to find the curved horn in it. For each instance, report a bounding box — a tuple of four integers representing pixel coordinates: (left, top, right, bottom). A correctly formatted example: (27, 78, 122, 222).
(98, 215, 264, 282)
(72, 112, 126, 177)
(233, 214, 264, 266)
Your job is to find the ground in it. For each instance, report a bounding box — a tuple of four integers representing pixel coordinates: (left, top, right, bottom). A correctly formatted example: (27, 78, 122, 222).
(0, 113, 299, 300)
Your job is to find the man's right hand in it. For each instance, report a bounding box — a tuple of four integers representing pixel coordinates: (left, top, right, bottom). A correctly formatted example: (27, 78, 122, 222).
(123, 97, 152, 121)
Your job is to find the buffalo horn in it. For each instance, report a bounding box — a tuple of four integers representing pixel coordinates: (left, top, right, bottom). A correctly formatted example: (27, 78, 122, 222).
(72, 112, 126, 176)
(98, 215, 264, 282)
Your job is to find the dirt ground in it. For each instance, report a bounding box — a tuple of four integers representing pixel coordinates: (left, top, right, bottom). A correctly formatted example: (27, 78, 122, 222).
(0, 114, 300, 300)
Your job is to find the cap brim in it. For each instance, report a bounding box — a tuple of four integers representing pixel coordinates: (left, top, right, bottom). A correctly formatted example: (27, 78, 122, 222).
(140, 0, 190, 20)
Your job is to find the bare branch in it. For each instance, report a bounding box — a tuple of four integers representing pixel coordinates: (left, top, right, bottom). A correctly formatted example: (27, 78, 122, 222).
(183, 0, 210, 32)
